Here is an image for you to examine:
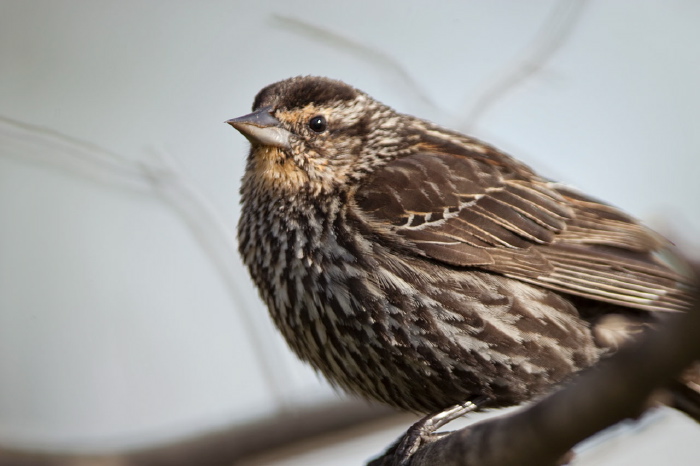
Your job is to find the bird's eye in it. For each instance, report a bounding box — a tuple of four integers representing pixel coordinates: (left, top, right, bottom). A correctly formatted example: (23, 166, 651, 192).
(308, 115, 327, 133)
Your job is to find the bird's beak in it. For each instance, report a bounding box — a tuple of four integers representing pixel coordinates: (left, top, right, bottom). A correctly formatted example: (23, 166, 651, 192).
(226, 106, 291, 149)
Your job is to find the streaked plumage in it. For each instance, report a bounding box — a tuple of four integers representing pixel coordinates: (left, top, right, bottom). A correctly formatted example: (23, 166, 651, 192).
(228, 76, 696, 414)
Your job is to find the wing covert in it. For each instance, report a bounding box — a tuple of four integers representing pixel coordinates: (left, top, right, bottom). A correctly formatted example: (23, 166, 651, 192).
(354, 150, 690, 311)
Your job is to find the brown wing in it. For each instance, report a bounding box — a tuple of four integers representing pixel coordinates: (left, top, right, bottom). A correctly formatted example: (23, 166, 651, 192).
(354, 148, 690, 312)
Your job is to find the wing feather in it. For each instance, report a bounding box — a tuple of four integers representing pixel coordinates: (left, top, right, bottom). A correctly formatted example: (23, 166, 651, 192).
(354, 149, 691, 312)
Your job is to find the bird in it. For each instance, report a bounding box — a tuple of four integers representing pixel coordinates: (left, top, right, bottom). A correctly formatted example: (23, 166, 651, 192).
(227, 76, 698, 422)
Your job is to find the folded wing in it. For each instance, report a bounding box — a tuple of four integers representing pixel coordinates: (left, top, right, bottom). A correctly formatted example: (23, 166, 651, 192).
(355, 147, 690, 312)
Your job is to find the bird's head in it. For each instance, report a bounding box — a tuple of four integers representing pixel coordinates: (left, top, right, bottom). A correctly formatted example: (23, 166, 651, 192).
(227, 76, 416, 197)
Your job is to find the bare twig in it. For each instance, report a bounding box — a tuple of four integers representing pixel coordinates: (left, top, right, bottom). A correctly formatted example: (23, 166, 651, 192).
(0, 117, 286, 406)
(271, 14, 444, 117)
(0, 400, 397, 466)
(460, 0, 587, 131)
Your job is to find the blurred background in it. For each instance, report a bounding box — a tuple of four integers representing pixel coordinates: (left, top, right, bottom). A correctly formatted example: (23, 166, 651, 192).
(1, 1, 699, 464)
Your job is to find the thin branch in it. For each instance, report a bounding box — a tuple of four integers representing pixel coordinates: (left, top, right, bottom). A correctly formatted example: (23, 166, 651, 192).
(0, 400, 397, 466)
(271, 14, 445, 116)
(460, 0, 588, 131)
(0, 116, 288, 406)
(139, 147, 296, 406)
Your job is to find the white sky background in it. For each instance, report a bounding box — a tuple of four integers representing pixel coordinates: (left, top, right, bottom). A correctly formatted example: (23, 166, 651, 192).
(0, 1, 699, 464)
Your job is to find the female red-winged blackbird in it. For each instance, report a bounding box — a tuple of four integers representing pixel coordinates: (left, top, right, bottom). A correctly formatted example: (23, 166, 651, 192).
(227, 76, 697, 418)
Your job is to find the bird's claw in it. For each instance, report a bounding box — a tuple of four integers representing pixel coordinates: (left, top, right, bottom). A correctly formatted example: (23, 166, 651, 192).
(383, 399, 485, 466)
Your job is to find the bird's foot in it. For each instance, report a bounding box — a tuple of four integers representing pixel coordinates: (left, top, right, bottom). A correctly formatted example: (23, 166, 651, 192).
(369, 398, 486, 466)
